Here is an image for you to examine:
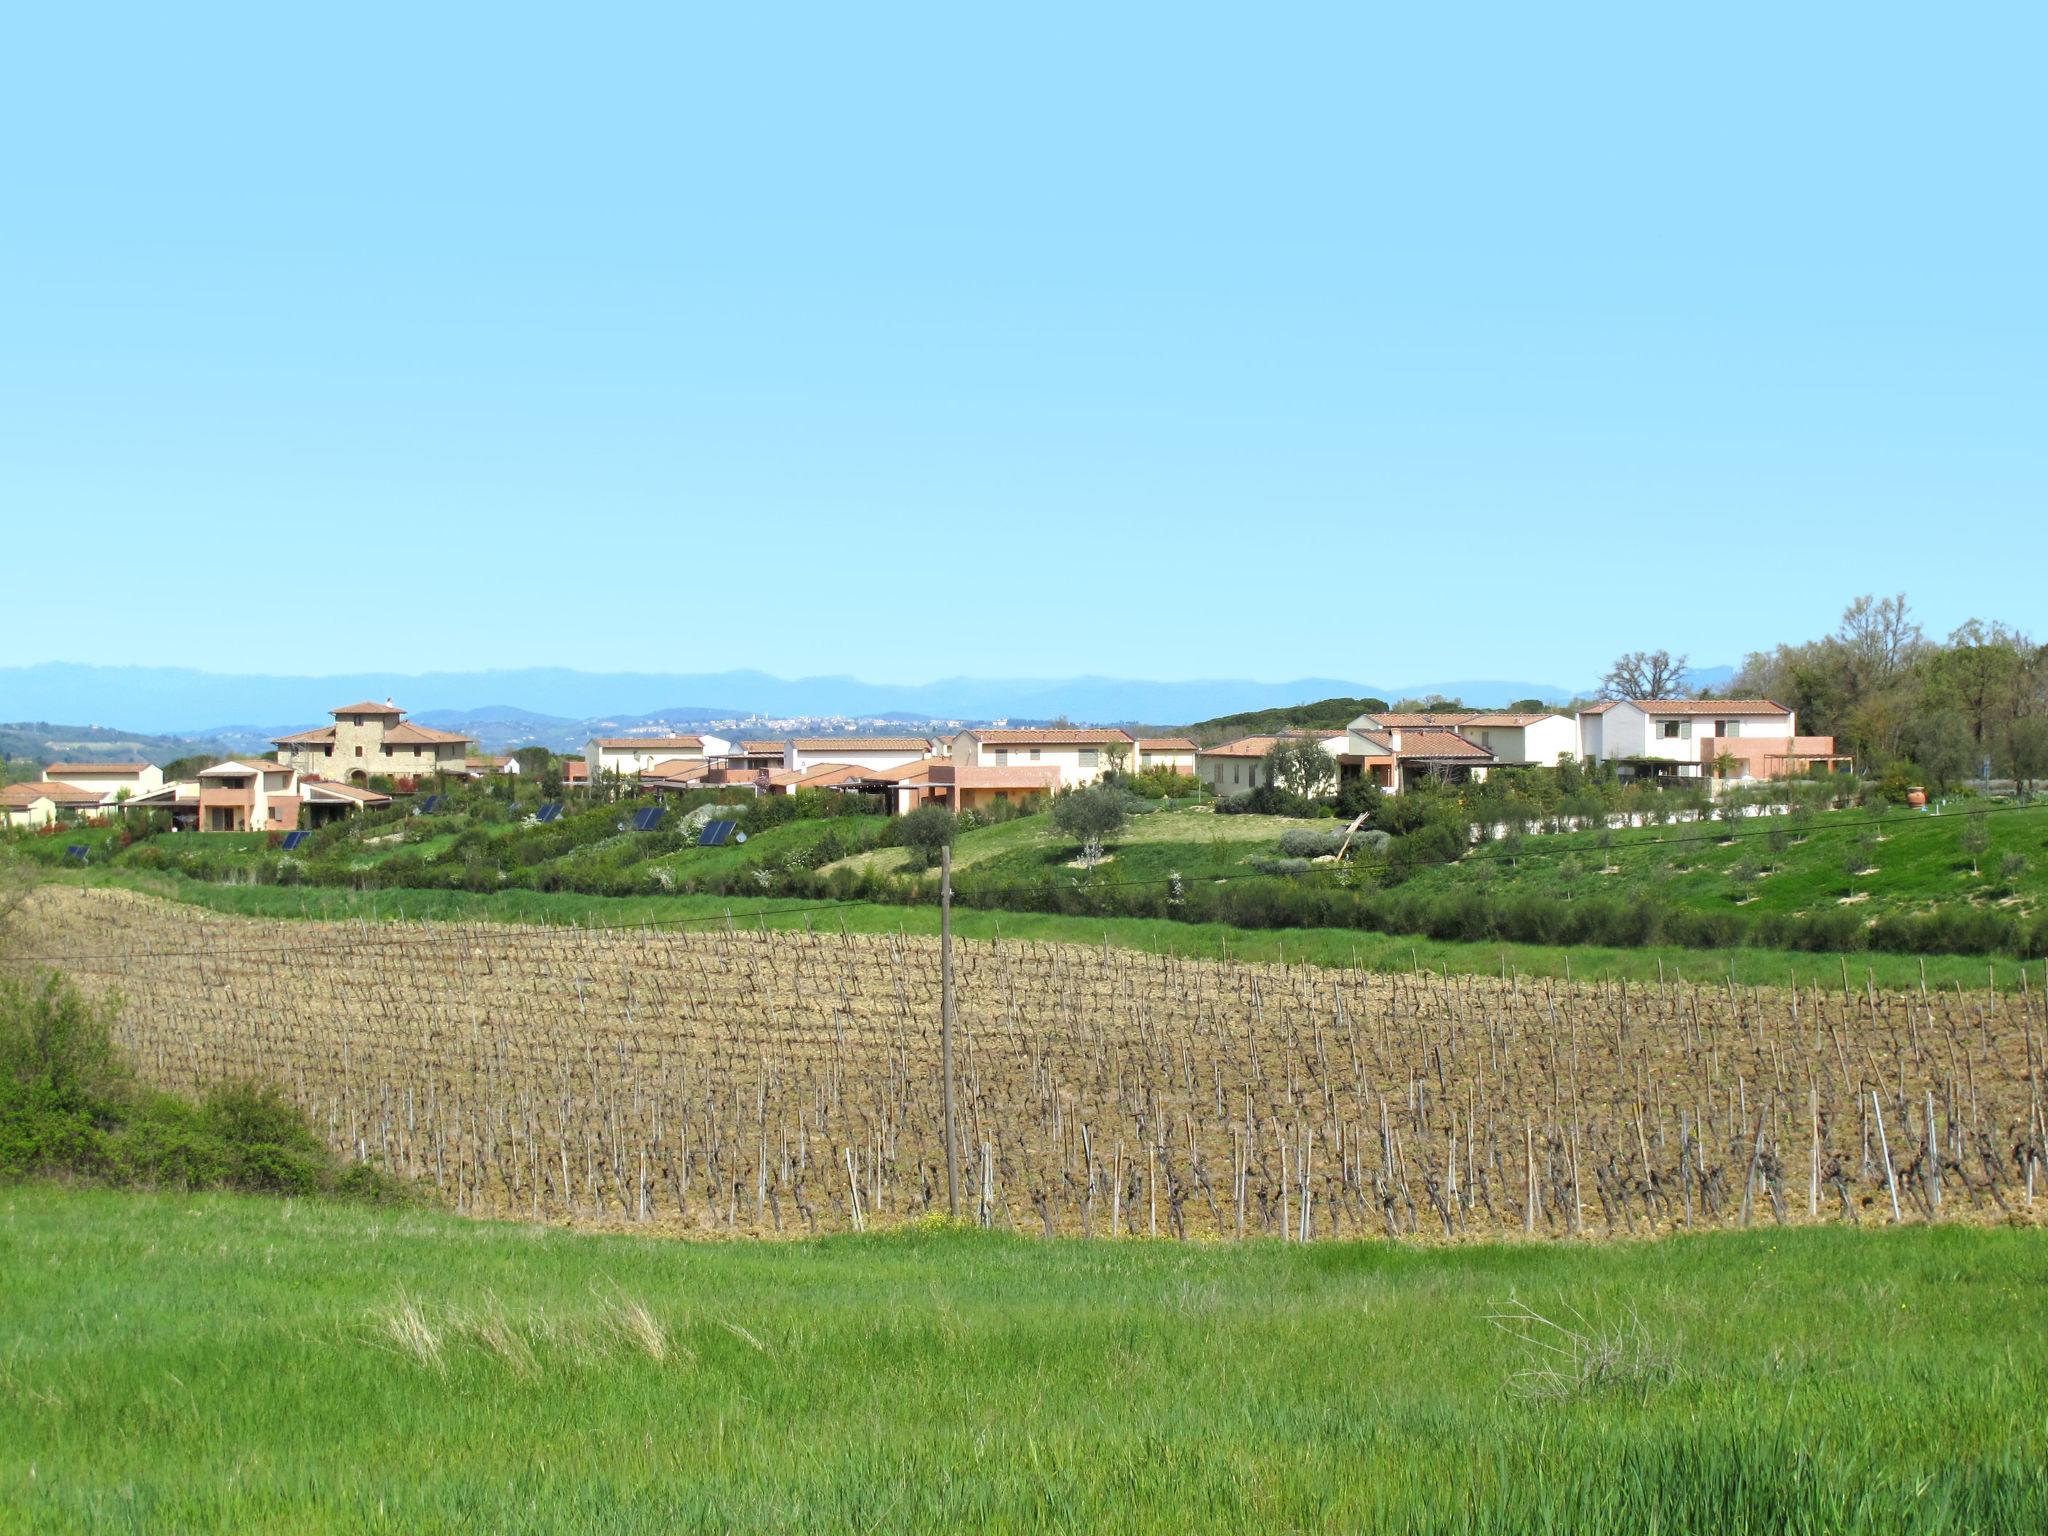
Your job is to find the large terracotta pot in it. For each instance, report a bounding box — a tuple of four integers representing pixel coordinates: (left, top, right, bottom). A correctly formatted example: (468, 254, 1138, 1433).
(1906, 786, 1927, 809)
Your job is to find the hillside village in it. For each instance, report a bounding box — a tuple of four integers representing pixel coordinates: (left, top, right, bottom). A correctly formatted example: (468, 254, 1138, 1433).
(3, 691, 1846, 832)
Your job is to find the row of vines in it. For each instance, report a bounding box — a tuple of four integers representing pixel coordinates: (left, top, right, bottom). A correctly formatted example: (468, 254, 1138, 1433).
(20, 887, 2048, 1241)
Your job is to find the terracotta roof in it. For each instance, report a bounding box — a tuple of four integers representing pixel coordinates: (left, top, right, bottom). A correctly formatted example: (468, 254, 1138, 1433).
(789, 737, 933, 752)
(463, 756, 515, 770)
(1393, 729, 1492, 759)
(1197, 735, 1286, 759)
(273, 726, 338, 745)
(964, 729, 1136, 745)
(1196, 731, 1340, 759)
(1356, 711, 1478, 729)
(860, 757, 951, 783)
(1136, 737, 1197, 751)
(591, 736, 704, 751)
(1623, 698, 1790, 716)
(1458, 712, 1559, 727)
(43, 762, 153, 776)
(331, 700, 404, 716)
(641, 758, 715, 781)
(2, 780, 103, 807)
(948, 766, 1062, 790)
(382, 721, 474, 746)
(1575, 701, 1618, 715)
(736, 740, 788, 755)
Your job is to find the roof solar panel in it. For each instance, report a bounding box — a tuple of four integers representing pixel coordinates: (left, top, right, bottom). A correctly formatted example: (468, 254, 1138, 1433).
(632, 807, 664, 831)
(64, 845, 89, 862)
(697, 818, 736, 846)
(418, 794, 444, 814)
(280, 829, 311, 851)
(535, 802, 563, 823)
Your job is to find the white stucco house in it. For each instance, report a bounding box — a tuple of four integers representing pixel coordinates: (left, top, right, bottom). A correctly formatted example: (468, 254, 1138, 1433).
(1576, 699, 1847, 782)
(781, 736, 938, 773)
(584, 734, 735, 783)
(946, 729, 1136, 788)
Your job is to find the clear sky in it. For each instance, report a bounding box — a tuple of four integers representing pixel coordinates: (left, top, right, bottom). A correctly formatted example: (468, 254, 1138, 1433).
(3, 5, 2041, 688)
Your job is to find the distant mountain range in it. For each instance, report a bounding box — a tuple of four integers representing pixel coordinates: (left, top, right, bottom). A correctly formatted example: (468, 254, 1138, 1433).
(0, 661, 1736, 756)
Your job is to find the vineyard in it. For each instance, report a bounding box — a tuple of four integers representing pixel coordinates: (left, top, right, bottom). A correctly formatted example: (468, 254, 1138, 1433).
(17, 886, 2048, 1241)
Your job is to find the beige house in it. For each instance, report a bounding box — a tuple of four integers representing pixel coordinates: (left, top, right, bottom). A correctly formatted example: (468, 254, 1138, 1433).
(42, 762, 166, 805)
(946, 729, 1135, 788)
(274, 700, 473, 784)
(1194, 732, 1345, 796)
(1, 779, 104, 829)
(1135, 737, 1198, 774)
(197, 760, 304, 832)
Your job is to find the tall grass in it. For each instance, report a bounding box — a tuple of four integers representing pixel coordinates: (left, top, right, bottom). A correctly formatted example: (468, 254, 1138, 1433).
(2, 1187, 2043, 1533)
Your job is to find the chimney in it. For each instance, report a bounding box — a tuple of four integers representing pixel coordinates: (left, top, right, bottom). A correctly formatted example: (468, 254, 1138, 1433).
(1388, 729, 1402, 753)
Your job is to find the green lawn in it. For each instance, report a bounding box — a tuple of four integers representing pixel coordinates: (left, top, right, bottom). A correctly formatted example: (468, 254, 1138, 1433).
(1424, 798, 2048, 922)
(2, 1186, 2042, 1533)
(830, 806, 1307, 882)
(33, 867, 2047, 989)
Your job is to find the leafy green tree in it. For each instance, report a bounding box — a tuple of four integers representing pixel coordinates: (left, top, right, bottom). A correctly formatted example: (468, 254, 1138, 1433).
(895, 805, 957, 871)
(1052, 784, 1129, 872)
(1998, 850, 2028, 889)
(2000, 716, 2048, 798)
(1263, 738, 1337, 801)
(1908, 710, 1975, 792)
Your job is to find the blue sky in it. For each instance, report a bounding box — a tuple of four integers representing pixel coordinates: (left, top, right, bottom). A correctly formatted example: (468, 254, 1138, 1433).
(3, 5, 2041, 689)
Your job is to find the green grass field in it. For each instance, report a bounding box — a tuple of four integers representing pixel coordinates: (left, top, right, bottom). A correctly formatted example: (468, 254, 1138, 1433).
(829, 806, 1302, 882)
(3, 1187, 2042, 1533)
(29, 866, 2047, 989)
(1410, 797, 2048, 922)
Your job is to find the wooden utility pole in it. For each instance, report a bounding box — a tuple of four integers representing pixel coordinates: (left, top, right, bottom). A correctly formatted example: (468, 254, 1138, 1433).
(941, 840, 960, 1219)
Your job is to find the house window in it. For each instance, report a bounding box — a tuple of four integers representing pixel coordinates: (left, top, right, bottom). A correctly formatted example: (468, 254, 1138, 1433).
(993, 749, 1009, 766)
(1660, 721, 1686, 740)
(1079, 749, 1097, 768)
(1029, 748, 1041, 762)
(1716, 721, 1740, 738)
(355, 746, 364, 757)
(1233, 764, 1241, 785)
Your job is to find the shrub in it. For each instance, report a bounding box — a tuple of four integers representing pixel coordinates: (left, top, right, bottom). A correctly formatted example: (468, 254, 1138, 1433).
(0, 971, 410, 1200)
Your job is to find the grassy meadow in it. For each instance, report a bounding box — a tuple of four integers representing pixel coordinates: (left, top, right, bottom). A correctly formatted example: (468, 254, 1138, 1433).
(3, 1186, 2044, 1533)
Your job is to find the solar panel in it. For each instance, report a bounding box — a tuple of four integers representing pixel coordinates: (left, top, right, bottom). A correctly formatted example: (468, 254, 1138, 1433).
(64, 845, 89, 863)
(418, 794, 444, 814)
(535, 802, 563, 824)
(697, 818, 736, 846)
(280, 830, 311, 851)
(632, 807, 664, 831)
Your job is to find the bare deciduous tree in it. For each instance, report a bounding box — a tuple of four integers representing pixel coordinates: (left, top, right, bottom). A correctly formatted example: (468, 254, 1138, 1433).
(1600, 649, 1689, 701)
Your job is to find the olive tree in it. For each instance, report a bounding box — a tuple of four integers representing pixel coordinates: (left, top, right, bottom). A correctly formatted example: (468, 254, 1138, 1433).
(1052, 784, 1129, 872)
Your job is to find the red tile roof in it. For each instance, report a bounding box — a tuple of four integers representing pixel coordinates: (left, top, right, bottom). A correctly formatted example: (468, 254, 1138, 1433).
(383, 722, 473, 746)
(1391, 729, 1493, 759)
(1356, 711, 1479, 728)
(2, 780, 103, 807)
(948, 766, 1062, 790)
(963, 729, 1136, 745)
(43, 762, 153, 776)
(789, 737, 933, 752)
(273, 725, 338, 745)
(1136, 737, 1197, 751)
(1457, 712, 1560, 727)
(331, 700, 404, 716)
(1625, 698, 1790, 716)
(592, 736, 705, 751)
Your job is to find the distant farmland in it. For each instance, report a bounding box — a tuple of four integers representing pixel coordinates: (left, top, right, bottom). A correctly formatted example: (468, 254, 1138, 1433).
(20, 886, 2047, 1241)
